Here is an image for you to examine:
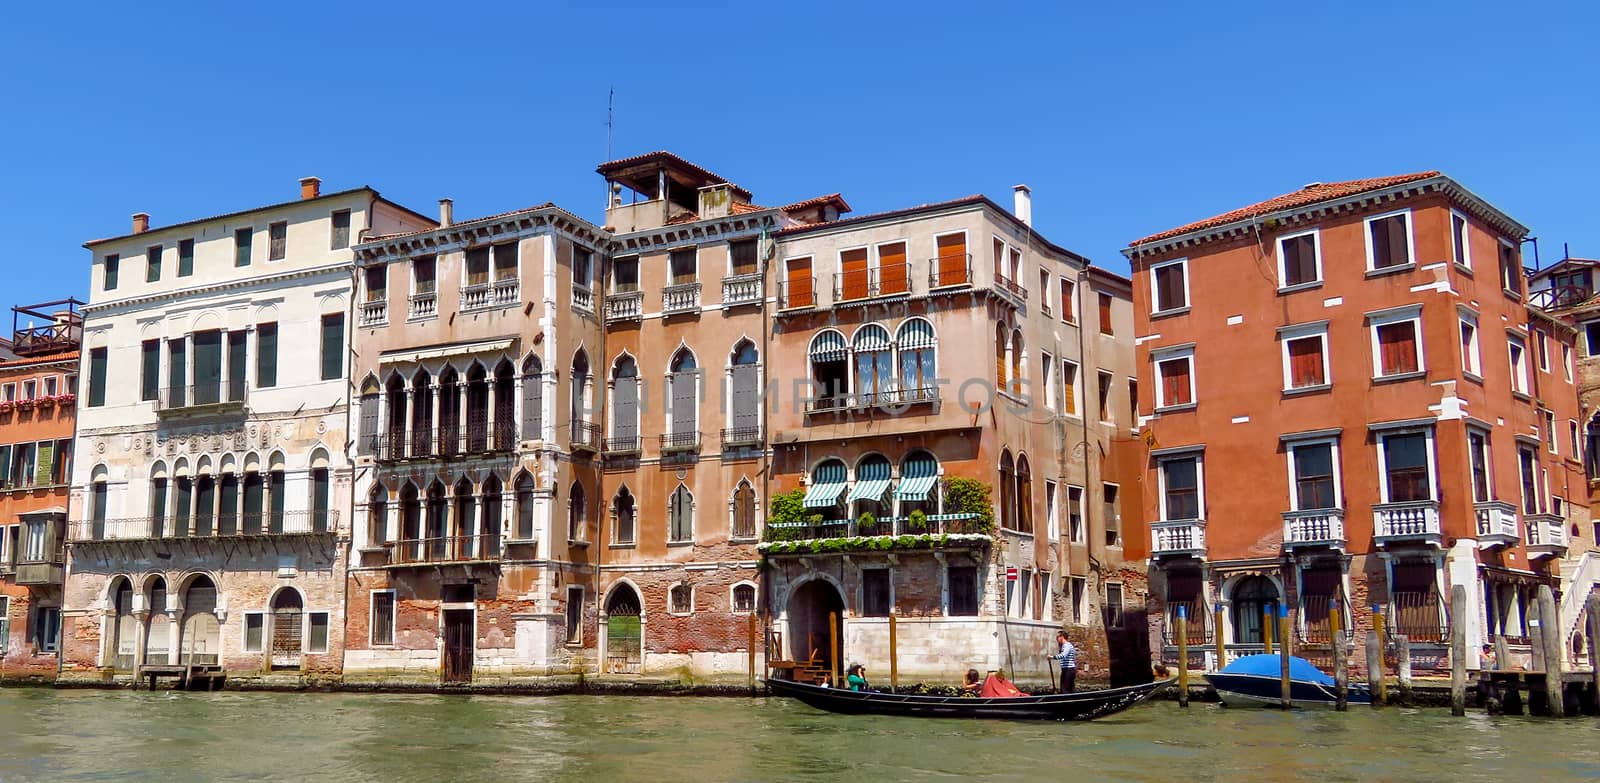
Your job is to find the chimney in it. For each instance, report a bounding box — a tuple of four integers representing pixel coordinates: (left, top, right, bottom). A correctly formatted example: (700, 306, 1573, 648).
(698, 184, 733, 219)
(439, 198, 453, 228)
(299, 176, 321, 200)
(132, 212, 150, 234)
(1012, 185, 1032, 227)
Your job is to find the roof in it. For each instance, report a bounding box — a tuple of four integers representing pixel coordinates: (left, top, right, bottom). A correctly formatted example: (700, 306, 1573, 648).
(0, 350, 78, 371)
(777, 194, 1091, 266)
(364, 202, 558, 242)
(596, 151, 753, 201)
(780, 193, 853, 214)
(1529, 257, 1600, 283)
(84, 187, 436, 248)
(1128, 172, 1441, 247)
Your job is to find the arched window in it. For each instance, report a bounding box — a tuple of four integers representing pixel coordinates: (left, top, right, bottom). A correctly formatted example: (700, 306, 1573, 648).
(668, 348, 698, 440)
(848, 454, 893, 531)
(1231, 576, 1281, 645)
(493, 360, 516, 449)
(481, 475, 503, 557)
(514, 473, 536, 541)
(384, 373, 408, 460)
(1010, 330, 1024, 395)
(145, 577, 169, 664)
(174, 459, 193, 538)
(111, 578, 136, 670)
(194, 460, 215, 537)
(150, 461, 169, 538)
(571, 350, 592, 429)
(358, 375, 380, 456)
(465, 363, 489, 452)
(731, 479, 757, 539)
(995, 323, 1009, 390)
(730, 340, 760, 439)
(425, 481, 448, 560)
(399, 482, 421, 561)
(368, 483, 388, 546)
(896, 318, 937, 396)
(568, 481, 587, 542)
(267, 451, 287, 534)
(180, 575, 220, 666)
(411, 368, 434, 457)
(999, 450, 1016, 531)
(668, 484, 694, 543)
(896, 451, 940, 520)
(90, 465, 109, 539)
(218, 468, 239, 536)
(453, 477, 475, 558)
(270, 589, 304, 668)
(853, 324, 893, 404)
(521, 355, 544, 441)
(613, 486, 636, 545)
(809, 330, 849, 409)
(438, 367, 460, 455)
(611, 355, 640, 450)
(1015, 453, 1033, 534)
(669, 583, 693, 615)
(242, 454, 263, 536)
(803, 458, 849, 519)
(732, 583, 757, 614)
(310, 449, 331, 533)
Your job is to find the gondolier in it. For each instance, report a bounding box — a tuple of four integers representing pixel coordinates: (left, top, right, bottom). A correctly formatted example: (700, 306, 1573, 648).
(1053, 631, 1078, 693)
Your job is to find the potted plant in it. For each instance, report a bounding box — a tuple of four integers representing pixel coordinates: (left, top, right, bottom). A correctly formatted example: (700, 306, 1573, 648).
(908, 509, 928, 531)
(15, 398, 33, 410)
(857, 511, 878, 535)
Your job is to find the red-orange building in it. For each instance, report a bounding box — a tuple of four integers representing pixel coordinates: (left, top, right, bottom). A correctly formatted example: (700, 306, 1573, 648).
(1126, 173, 1589, 674)
(0, 299, 80, 680)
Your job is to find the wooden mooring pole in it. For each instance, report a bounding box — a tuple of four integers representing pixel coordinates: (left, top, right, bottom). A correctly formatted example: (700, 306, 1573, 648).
(1450, 584, 1467, 716)
(747, 613, 758, 692)
(1367, 604, 1387, 707)
(829, 611, 841, 687)
(888, 613, 899, 691)
(1396, 634, 1413, 705)
(1588, 593, 1600, 715)
(1538, 585, 1565, 716)
(1214, 604, 1227, 669)
(1176, 604, 1190, 707)
(1263, 606, 1274, 655)
(1278, 603, 1292, 709)
(1331, 598, 1348, 712)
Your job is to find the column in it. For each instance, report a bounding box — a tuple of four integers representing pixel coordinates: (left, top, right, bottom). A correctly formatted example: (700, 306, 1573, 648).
(405, 386, 418, 456)
(512, 372, 523, 446)
(486, 380, 498, 446)
(375, 389, 387, 457)
(455, 383, 466, 451)
(386, 494, 401, 544)
(430, 382, 442, 455)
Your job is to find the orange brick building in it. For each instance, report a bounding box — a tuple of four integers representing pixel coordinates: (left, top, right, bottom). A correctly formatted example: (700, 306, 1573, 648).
(1126, 173, 1590, 675)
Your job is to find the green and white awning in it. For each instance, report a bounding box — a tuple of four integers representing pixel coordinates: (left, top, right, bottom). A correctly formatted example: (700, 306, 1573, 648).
(847, 459, 893, 502)
(895, 454, 940, 500)
(808, 330, 848, 362)
(803, 461, 849, 508)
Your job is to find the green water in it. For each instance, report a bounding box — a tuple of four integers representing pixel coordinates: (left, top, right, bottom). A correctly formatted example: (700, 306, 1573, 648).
(1, 689, 1598, 782)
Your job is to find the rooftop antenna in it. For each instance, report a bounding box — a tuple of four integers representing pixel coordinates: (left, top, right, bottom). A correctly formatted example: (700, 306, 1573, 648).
(606, 86, 614, 160)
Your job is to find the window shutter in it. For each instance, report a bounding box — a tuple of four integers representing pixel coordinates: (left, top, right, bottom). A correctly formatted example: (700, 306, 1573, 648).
(936, 235, 968, 285)
(522, 367, 543, 440)
(786, 257, 813, 307)
(732, 365, 760, 431)
(671, 372, 697, 435)
(227, 332, 247, 401)
(359, 394, 378, 455)
(613, 376, 638, 441)
(320, 314, 344, 381)
(878, 242, 908, 295)
(141, 340, 160, 401)
(841, 248, 869, 300)
(33, 441, 53, 487)
(1161, 359, 1190, 406)
(193, 331, 222, 405)
(1288, 339, 1323, 386)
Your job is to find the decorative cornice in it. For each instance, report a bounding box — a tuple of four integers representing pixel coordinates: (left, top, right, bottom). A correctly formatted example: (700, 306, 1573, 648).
(81, 263, 350, 317)
(611, 211, 780, 253)
(356, 207, 611, 262)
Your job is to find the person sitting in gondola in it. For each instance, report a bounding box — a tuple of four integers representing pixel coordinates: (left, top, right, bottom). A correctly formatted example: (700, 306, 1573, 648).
(845, 663, 870, 692)
(978, 670, 1028, 698)
(959, 669, 983, 696)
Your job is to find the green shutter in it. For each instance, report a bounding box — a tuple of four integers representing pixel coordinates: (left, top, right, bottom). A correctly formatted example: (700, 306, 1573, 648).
(88, 348, 108, 407)
(34, 442, 53, 486)
(227, 332, 247, 401)
(178, 239, 194, 277)
(256, 323, 277, 388)
(0, 445, 10, 486)
(141, 340, 160, 401)
(320, 314, 344, 381)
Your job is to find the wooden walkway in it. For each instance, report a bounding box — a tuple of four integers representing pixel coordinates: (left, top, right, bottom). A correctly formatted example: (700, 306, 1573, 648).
(135, 664, 225, 691)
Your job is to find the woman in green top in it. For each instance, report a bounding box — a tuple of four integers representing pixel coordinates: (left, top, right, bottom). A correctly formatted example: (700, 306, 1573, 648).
(845, 663, 869, 692)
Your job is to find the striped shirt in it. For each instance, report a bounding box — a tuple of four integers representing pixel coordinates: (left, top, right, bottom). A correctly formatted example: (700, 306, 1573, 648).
(1056, 640, 1078, 670)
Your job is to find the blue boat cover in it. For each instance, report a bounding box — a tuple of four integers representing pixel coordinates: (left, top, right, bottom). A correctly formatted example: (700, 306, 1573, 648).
(1221, 654, 1334, 686)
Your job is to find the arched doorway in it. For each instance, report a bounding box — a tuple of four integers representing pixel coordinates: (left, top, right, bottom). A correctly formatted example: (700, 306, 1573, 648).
(270, 589, 304, 669)
(111, 578, 136, 671)
(145, 577, 170, 665)
(1230, 576, 1281, 645)
(180, 576, 220, 665)
(605, 584, 642, 674)
(788, 579, 846, 678)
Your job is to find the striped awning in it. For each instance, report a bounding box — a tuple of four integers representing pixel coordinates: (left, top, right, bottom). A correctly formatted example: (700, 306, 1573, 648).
(803, 461, 849, 507)
(852, 324, 892, 352)
(847, 459, 893, 502)
(897, 318, 936, 349)
(895, 454, 940, 499)
(809, 330, 848, 362)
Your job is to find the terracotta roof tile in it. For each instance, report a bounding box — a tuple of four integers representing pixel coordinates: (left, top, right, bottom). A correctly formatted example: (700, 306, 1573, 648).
(0, 351, 78, 370)
(780, 193, 853, 214)
(1129, 172, 1441, 247)
(363, 203, 558, 242)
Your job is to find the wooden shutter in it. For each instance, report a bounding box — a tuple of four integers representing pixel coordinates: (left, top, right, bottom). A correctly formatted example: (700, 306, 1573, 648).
(730, 239, 758, 275)
(1370, 218, 1391, 267)
(1378, 324, 1416, 374)
(786, 257, 813, 307)
(841, 248, 869, 300)
(227, 332, 247, 401)
(878, 242, 908, 295)
(359, 394, 378, 455)
(732, 365, 760, 431)
(1062, 364, 1076, 414)
(614, 375, 638, 441)
(936, 234, 967, 285)
(34, 441, 53, 487)
(1161, 359, 1190, 405)
(671, 372, 697, 436)
(1288, 338, 1323, 386)
(992, 238, 1005, 279)
(1098, 294, 1113, 335)
(243, 473, 264, 534)
(256, 323, 278, 388)
(141, 340, 160, 401)
(89, 348, 108, 407)
(522, 368, 543, 440)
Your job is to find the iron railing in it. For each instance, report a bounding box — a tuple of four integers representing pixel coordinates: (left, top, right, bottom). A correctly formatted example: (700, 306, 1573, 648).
(832, 263, 910, 302)
(764, 513, 987, 542)
(1390, 591, 1447, 643)
(659, 430, 701, 452)
(926, 255, 972, 289)
(605, 435, 642, 453)
(157, 384, 247, 412)
(778, 278, 815, 310)
(570, 420, 601, 451)
(993, 273, 1028, 301)
(721, 427, 762, 448)
(387, 534, 502, 565)
(71, 510, 339, 542)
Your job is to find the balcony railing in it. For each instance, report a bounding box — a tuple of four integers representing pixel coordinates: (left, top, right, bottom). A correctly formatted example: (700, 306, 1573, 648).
(1527, 284, 1592, 311)
(72, 510, 340, 543)
(371, 420, 517, 460)
(833, 263, 910, 302)
(570, 419, 601, 452)
(605, 435, 642, 454)
(927, 255, 972, 289)
(778, 279, 815, 311)
(993, 273, 1028, 302)
(387, 534, 502, 566)
(721, 426, 762, 449)
(409, 292, 438, 320)
(461, 279, 519, 311)
(764, 512, 987, 543)
(1474, 500, 1520, 548)
(359, 299, 388, 327)
(605, 289, 643, 323)
(1525, 513, 1568, 558)
(1372, 500, 1441, 547)
(722, 272, 764, 306)
(1150, 519, 1206, 558)
(572, 285, 595, 314)
(659, 430, 701, 453)
(803, 387, 939, 414)
(1282, 508, 1346, 549)
(157, 384, 247, 415)
(11, 321, 81, 357)
(662, 282, 702, 315)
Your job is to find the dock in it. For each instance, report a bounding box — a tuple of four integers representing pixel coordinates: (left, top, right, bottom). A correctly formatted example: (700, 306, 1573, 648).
(135, 664, 226, 692)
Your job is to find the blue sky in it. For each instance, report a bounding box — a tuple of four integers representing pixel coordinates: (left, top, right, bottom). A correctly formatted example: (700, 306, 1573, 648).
(2, 1, 1596, 309)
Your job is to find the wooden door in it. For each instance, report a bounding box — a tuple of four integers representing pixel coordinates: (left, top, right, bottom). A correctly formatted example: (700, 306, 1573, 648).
(936, 235, 967, 286)
(443, 609, 474, 683)
(841, 248, 869, 300)
(786, 257, 813, 308)
(878, 242, 908, 295)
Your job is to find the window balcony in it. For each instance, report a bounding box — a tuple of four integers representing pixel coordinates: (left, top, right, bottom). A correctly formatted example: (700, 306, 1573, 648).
(993, 273, 1028, 303)
(157, 384, 247, 417)
(1282, 508, 1346, 550)
(1372, 500, 1441, 548)
(572, 285, 595, 315)
(1151, 519, 1206, 559)
(461, 279, 519, 312)
(605, 290, 643, 323)
(359, 299, 388, 327)
(1474, 500, 1520, 549)
(1524, 513, 1568, 559)
(778, 279, 815, 311)
(71, 511, 339, 543)
(15, 554, 63, 586)
(408, 292, 438, 320)
(721, 426, 763, 449)
(604, 435, 642, 455)
(370, 420, 517, 461)
(662, 282, 702, 315)
(926, 255, 972, 290)
(761, 513, 991, 551)
(386, 534, 502, 566)
(722, 272, 764, 307)
(570, 419, 601, 452)
(832, 263, 911, 303)
(659, 430, 701, 453)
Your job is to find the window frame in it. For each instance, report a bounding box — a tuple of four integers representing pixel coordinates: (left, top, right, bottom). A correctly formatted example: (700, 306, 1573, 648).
(1149, 257, 1190, 315)
(1450, 210, 1472, 270)
(1499, 239, 1523, 296)
(1459, 309, 1482, 378)
(860, 567, 893, 618)
(1376, 427, 1437, 504)
(1507, 333, 1530, 397)
(1066, 485, 1085, 543)
(330, 210, 352, 251)
(668, 583, 694, 616)
(1468, 427, 1493, 503)
(1152, 345, 1196, 411)
(565, 586, 584, 646)
(1363, 208, 1416, 273)
(370, 590, 397, 646)
(1278, 322, 1330, 392)
(1060, 277, 1076, 324)
(1366, 306, 1425, 379)
(306, 611, 330, 653)
(243, 611, 266, 652)
(1563, 343, 1575, 383)
(1276, 228, 1323, 290)
(730, 582, 757, 615)
(1284, 437, 1342, 512)
(268, 221, 288, 262)
(1060, 359, 1080, 418)
(1156, 451, 1204, 522)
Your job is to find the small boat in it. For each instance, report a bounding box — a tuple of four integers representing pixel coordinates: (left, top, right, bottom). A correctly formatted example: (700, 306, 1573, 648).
(1203, 654, 1371, 707)
(767, 676, 1173, 721)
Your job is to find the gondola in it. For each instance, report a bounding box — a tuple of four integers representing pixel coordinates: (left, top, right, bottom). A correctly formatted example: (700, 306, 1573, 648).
(766, 676, 1173, 721)
(1203, 654, 1371, 707)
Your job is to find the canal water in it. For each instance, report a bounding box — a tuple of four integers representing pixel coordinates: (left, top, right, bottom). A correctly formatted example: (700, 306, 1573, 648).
(2, 689, 1599, 782)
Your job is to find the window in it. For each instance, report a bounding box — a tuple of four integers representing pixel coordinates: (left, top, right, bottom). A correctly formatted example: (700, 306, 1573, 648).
(573, 247, 594, 289)
(730, 239, 759, 276)
(1468, 430, 1492, 503)
(1518, 446, 1541, 514)
(1563, 344, 1574, 383)
(22, 380, 34, 400)
(1098, 292, 1114, 335)
(933, 233, 968, 287)
(1039, 269, 1052, 314)
(268, 221, 287, 261)
(1153, 348, 1194, 409)
(1365, 210, 1413, 270)
(1281, 327, 1329, 390)
(1571, 420, 1582, 461)
(669, 249, 696, 285)
(32, 607, 59, 653)
(947, 565, 978, 616)
(1067, 486, 1084, 543)
(1451, 212, 1471, 269)
(307, 612, 329, 653)
(140, 339, 160, 401)
(227, 332, 247, 402)
(896, 318, 936, 393)
(1544, 410, 1558, 454)
(178, 239, 194, 277)
(1103, 483, 1121, 546)
(320, 314, 344, 381)
(877, 241, 909, 295)
(1150, 258, 1188, 313)
(613, 256, 639, 292)
(1160, 455, 1201, 520)
(1508, 335, 1530, 395)
(862, 569, 891, 617)
(1128, 378, 1138, 427)
(1042, 353, 1056, 411)
(565, 587, 583, 644)
(1278, 230, 1321, 288)
(1045, 480, 1059, 540)
(1460, 314, 1481, 376)
(1499, 242, 1523, 295)
(1380, 430, 1433, 503)
(1067, 577, 1087, 624)
(1586, 322, 1600, 358)
(1, 383, 11, 402)
(1368, 309, 1422, 378)
(668, 485, 693, 543)
(256, 323, 278, 388)
(1104, 583, 1125, 628)
(568, 481, 587, 542)
(1289, 441, 1338, 510)
(413, 256, 437, 295)
(465, 247, 490, 287)
(669, 584, 692, 615)
(330, 210, 351, 250)
(732, 584, 756, 614)
(87, 347, 108, 407)
(1536, 330, 1551, 373)
(612, 487, 636, 544)
(732, 481, 757, 539)
(235, 228, 253, 267)
(784, 256, 814, 308)
(493, 243, 518, 282)
(1097, 371, 1113, 422)
(103, 254, 119, 291)
(1060, 278, 1075, 324)
(145, 245, 162, 283)
(43, 377, 56, 397)
(244, 612, 265, 652)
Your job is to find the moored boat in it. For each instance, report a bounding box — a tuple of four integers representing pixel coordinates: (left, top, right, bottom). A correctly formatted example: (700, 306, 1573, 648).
(767, 676, 1173, 721)
(1203, 654, 1371, 707)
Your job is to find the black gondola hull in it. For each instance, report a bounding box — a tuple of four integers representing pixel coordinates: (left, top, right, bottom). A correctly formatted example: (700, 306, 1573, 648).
(767, 677, 1172, 721)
